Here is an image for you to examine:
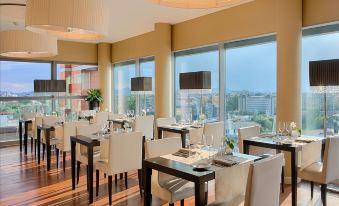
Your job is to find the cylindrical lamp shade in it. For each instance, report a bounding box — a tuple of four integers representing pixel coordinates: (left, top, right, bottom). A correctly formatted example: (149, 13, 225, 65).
(148, 0, 254, 9)
(25, 0, 109, 41)
(180, 71, 211, 90)
(0, 30, 57, 58)
(309, 59, 339, 86)
(34, 80, 66, 93)
(131, 77, 152, 91)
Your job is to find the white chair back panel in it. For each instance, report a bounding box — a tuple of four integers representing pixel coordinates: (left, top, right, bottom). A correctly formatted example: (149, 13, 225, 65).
(245, 154, 283, 206)
(95, 111, 109, 126)
(145, 137, 182, 159)
(22, 112, 35, 120)
(108, 132, 143, 174)
(157, 117, 176, 127)
(42, 116, 59, 126)
(300, 140, 322, 170)
(63, 121, 89, 151)
(76, 124, 102, 136)
(189, 128, 203, 145)
(135, 115, 154, 140)
(34, 116, 43, 138)
(238, 126, 260, 153)
(324, 136, 339, 182)
(204, 121, 224, 147)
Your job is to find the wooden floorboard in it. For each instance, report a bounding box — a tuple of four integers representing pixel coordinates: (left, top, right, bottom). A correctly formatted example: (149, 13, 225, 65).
(0, 145, 338, 206)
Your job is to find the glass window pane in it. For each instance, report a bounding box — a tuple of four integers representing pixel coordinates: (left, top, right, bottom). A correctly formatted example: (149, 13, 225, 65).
(113, 62, 136, 114)
(302, 32, 339, 137)
(140, 58, 155, 115)
(174, 48, 219, 123)
(225, 41, 277, 139)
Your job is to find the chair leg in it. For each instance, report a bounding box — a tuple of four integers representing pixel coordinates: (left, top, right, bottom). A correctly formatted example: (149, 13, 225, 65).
(180, 199, 184, 206)
(137, 169, 143, 197)
(31, 137, 33, 153)
(321, 184, 327, 206)
(115, 174, 117, 184)
(310, 181, 314, 199)
(108, 175, 112, 206)
(96, 170, 99, 197)
(169, 203, 174, 206)
(124, 172, 128, 189)
(63, 152, 66, 172)
(56, 148, 59, 169)
(34, 139, 37, 157)
(42, 144, 45, 160)
(281, 166, 285, 193)
(76, 161, 81, 184)
(87, 165, 89, 192)
(104, 173, 106, 178)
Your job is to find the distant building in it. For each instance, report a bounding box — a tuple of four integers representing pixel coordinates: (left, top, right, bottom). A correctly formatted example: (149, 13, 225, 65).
(238, 94, 276, 115)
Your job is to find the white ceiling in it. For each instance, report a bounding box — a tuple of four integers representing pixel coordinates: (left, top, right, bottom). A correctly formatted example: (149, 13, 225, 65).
(0, 0, 241, 43)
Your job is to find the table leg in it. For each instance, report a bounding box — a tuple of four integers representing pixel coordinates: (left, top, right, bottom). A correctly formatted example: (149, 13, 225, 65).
(71, 139, 76, 190)
(143, 165, 152, 206)
(24, 122, 28, 155)
(46, 130, 51, 171)
(243, 142, 249, 154)
(291, 150, 298, 206)
(158, 128, 163, 140)
(88, 145, 94, 204)
(195, 180, 206, 206)
(37, 128, 41, 164)
(19, 121, 22, 152)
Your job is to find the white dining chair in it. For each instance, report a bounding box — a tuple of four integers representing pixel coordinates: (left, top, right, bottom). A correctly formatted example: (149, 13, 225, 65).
(208, 154, 283, 206)
(238, 125, 286, 193)
(299, 136, 339, 206)
(22, 112, 36, 153)
(75, 123, 102, 184)
(204, 121, 224, 147)
(145, 137, 196, 206)
(95, 132, 143, 205)
(156, 117, 181, 139)
(55, 121, 89, 172)
(188, 127, 203, 145)
(95, 111, 110, 126)
(41, 116, 61, 160)
(135, 115, 154, 140)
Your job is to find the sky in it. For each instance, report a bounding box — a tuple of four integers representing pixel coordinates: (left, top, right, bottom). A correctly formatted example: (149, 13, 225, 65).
(1, 32, 339, 94)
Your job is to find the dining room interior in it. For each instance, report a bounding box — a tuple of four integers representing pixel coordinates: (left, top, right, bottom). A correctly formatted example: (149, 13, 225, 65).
(0, 0, 339, 206)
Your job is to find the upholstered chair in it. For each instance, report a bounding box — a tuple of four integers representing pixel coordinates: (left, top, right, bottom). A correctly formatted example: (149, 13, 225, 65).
(95, 111, 110, 126)
(203, 121, 224, 147)
(95, 132, 143, 205)
(41, 116, 61, 160)
(22, 112, 36, 153)
(156, 117, 181, 139)
(108, 113, 127, 128)
(135, 115, 154, 140)
(144, 137, 196, 206)
(299, 136, 339, 206)
(188, 127, 203, 145)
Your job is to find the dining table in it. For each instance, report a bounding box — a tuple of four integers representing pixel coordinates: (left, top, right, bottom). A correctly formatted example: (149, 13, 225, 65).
(243, 136, 326, 206)
(143, 151, 259, 206)
(18, 119, 32, 154)
(157, 124, 202, 147)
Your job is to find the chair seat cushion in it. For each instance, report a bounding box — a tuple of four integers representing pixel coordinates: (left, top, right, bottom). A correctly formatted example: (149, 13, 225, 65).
(80, 145, 100, 155)
(158, 177, 196, 203)
(207, 195, 245, 206)
(78, 152, 101, 165)
(299, 162, 325, 183)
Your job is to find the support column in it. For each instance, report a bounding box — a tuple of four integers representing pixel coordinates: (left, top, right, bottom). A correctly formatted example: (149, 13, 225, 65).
(154, 23, 172, 119)
(98, 43, 112, 111)
(276, 0, 302, 182)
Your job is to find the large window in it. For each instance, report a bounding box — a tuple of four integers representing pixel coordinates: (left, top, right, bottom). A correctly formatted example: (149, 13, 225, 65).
(224, 37, 277, 138)
(302, 30, 339, 137)
(112, 57, 155, 115)
(174, 46, 219, 123)
(56, 63, 99, 111)
(0, 60, 52, 142)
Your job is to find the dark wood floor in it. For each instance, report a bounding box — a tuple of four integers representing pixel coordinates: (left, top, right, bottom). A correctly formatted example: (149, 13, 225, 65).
(0, 145, 338, 206)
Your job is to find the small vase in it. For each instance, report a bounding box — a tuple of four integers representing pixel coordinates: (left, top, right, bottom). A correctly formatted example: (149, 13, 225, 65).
(225, 146, 233, 155)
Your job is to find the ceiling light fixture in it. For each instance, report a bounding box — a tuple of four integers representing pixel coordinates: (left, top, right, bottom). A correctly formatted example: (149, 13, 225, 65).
(25, 0, 109, 41)
(0, 30, 58, 58)
(147, 0, 254, 9)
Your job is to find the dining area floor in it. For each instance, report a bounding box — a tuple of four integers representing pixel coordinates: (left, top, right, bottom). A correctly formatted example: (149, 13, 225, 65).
(0, 146, 338, 206)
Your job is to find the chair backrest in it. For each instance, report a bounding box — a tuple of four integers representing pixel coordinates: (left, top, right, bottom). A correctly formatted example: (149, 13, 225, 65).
(189, 127, 203, 145)
(76, 124, 102, 136)
(135, 115, 154, 140)
(204, 121, 224, 147)
(95, 111, 109, 126)
(145, 137, 182, 159)
(63, 121, 89, 151)
(22, 112, 35, 120)
(156, 117, 176, 127)
(106, 132, 143, 174)
(238, 126, 260, 153)
(323, 136, 339, 183)
(42, 116, 58, 126)
(34, 116, 43, 138)
(244, 154, 283, 206)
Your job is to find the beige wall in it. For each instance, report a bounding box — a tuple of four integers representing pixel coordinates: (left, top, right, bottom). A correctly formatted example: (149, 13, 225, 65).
(303, 0, 339, 27)
(98, 43, 112, 111)
(1, 40, 98, 64)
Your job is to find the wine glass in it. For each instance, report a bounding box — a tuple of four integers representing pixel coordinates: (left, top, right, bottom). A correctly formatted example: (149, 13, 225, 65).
(131, 110, 135, 118)
(205, 135, 214, 162)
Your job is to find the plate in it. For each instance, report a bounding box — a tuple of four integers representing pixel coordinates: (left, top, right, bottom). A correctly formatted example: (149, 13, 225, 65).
(192, 162, 211, 171)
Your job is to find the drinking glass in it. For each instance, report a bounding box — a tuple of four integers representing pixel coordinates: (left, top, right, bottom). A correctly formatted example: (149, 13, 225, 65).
(131, 110, 135, 118)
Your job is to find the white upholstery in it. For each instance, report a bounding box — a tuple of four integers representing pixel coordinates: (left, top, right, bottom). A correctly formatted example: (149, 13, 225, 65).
(204, 121, 224, 147)
(56, 121, 89, 152)
(245, 154, 283, 206)
(41, 116, 59, 144)
(135, 115, 154, 140)
(95, 111, 110, 126)
(299, 136, 339, 184)
(238, 126, 273, 155)
(22, 112, 35, 120)
(157, 117, 181, 139)
(96, 132, 143, 175)
(145, 137, 195, 204)
(22, 112, 36, 136)
(33, 116, 43, 140)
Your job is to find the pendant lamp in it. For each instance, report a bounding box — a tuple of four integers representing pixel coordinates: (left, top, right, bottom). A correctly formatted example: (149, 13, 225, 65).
(148, 0, 254, 9)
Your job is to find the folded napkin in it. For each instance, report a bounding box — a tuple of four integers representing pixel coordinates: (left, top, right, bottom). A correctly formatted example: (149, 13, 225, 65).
(213, 158, 239, 167)
(295, 137, 319, 143)
(172, 148, 196, 158)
